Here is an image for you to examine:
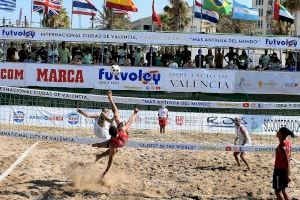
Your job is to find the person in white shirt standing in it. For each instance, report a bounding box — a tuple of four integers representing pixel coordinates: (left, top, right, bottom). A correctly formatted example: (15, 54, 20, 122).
(233, 117, 252, 170)
(158, 105, 168, 133)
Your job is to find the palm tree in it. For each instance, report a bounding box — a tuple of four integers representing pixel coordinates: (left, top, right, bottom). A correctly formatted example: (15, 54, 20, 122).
(162, 0, 190, 31)
(283, 0, 300, 35)
(43, 8, 70, 28)
(94, 6, 132, 30)
(216, 14, 256, 34)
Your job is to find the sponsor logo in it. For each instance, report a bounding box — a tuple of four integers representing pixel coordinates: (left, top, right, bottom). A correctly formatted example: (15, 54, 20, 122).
(29, 115, 64, 121)
(175, 116, 184, 126)
(242, 103, 250, 108)
(207, 117, 247, 128)
(275, 103, 300, 109)
(13, 111, 25, 123)
(215, 102, 240, 108)
(2, 29, 36, 38)
(263, 118, 300, 133)
(258, 80, 277, 88)
(266, 38, 297, 48)
(238, 78, 252, 88)
(67, 113, 80, 125)
(36, 68, 84, 83)
(284, 82, 299, 88)
(98, 68, 161, 85)
(0, 69, 24, 80)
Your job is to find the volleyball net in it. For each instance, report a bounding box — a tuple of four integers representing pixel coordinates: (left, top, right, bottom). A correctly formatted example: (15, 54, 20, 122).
(0, 86, 300, 152)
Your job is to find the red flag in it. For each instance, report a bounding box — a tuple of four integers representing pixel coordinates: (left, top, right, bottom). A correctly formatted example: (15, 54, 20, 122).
(152, 0, 162, 27)
(273, 0, 280, 20)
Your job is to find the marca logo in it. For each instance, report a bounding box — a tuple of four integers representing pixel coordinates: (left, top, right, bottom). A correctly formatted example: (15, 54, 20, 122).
(36, 68, 84, 83)
(175, 116, 184, 126)
(98, 68, 161, 85)
(2, 29, 35, 38)
(13, 111, 25, 123)
(266, 38, 297, 48)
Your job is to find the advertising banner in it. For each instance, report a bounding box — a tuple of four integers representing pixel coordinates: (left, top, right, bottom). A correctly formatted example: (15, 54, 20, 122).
(0, 63, 25, 86)
(1, 105, 299, 136)
(0, 27, 299, 50)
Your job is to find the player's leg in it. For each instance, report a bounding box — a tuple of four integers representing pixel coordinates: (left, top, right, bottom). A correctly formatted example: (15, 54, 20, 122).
(92, 140, 110, 148)
(95, 149, 110, 162)
(282, 188, 289, 200)
(233, 152, 240, 166)
(275, 190, 284, 200)
(240, 152, 250, 170)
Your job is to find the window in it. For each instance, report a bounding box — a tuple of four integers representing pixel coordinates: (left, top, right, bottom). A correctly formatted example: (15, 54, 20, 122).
(268, 0, 272, 5)
(257, 20, 263, 28)
(259, 8, 264, 17)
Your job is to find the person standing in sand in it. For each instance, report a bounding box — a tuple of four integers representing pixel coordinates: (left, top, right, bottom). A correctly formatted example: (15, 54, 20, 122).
(92, 90, 139, 178)
(77, 107, 114, 140)
(233, 118, 251, 170)
(273, 127, 295, 200)
(158, 105, 168, 133)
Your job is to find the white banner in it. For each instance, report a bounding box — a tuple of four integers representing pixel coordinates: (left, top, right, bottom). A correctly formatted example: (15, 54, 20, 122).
(0, 27, 299, 50)
(1, 63, 300, 95)
(1, 105, 300, 136)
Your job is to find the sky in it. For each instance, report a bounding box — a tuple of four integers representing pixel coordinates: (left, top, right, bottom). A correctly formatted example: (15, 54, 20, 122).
(0, 0, 251, 29)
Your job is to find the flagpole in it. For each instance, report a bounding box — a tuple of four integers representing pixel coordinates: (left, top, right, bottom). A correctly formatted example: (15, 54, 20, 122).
(30, 0, 33, 27)
(191, 0, 195, 32)
(71, 0, 74, 28)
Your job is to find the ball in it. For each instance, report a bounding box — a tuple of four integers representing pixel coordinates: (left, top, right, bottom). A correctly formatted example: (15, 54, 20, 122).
(111, 65, 121, 75)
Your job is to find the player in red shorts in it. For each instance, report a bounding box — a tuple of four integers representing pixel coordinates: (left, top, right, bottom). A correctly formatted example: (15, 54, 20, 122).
(92, 90, 139, 177)
(273, 127, 295, 200)
(158, 105, 168, 133)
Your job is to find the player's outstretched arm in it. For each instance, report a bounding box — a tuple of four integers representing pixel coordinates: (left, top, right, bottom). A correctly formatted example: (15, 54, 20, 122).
(123, 108, 139, 132)
(107, 90, 121, 125)
(77, 108, 99, 118)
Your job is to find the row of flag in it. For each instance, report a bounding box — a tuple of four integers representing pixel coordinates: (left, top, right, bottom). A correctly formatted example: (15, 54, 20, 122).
(0, 0, 295, 26)
(194, 0, 294, 25)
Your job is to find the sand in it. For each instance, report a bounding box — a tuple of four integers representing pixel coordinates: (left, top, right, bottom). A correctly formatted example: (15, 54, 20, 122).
(0, 126, 299, 200)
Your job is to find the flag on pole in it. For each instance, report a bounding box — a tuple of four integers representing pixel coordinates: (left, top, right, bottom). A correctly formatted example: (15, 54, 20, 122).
(33, 0, 62, 16)
(152, 0, 162, 27)
(106, 0, 138, 12)
(203, 0, 231, 15)
(232, 0, 259, 21)
(274, 0, 294, 24)
(194, 0, 219, 24)
(72, 0, 98, 16)
(0, 0, 16, 12)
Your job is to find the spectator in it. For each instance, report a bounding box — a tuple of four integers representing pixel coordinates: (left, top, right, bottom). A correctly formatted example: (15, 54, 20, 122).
(224, 47, 239, 65)
(58, 41, 71, 64)
(285, 52, 296, 71)
(72, 45, 82, 59)
(161, 47, 173, 67)
(205, 49, 214, 68)
(224, 60, 238, 70)
(174, 49, 181, 66)
(36, 55, 42, 63)
(93, 47, 102, 64)
(183, 60, 196, 68)
(255, 65, 264, 71)
(180, 45, 191, 67)
(82, 48, 93, 64)
(124, 58, 131, 66)
(18, 43, 31, 62)
(6, 42, 18, 62)
(128, 45, 135, 66)
(269, 52, 282, 71)
(111, 47, 118, 62)
(146, 47, 157, 66)
(0, 43, 3, 62)
(133, 46, 143, 66)
(36, 43, 48, 63)
(71, 55, 82, 65)
(48, 43, 58, 64)
(156, 50, 162, 66)
(259, 50, 270, 69)
(195, 49, 204, 68)
(118, 43, 127, 66)
(137, 57, 145, 67)
(215, 48, 224, 69)
(168, 59, 178, 68)
(238, 50, 250, 70)
(103, 46, 112, 65)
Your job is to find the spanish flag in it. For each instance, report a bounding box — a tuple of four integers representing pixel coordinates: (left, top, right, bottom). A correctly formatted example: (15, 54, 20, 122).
(106, 0, 138, 12)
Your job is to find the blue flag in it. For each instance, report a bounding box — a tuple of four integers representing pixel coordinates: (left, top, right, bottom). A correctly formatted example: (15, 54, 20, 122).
(233, 0, 259, 21)
(0, 0, 16, 12)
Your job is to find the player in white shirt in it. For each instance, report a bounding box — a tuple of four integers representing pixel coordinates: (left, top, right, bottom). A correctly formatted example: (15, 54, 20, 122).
(233, 118, 252, 170)
(158, 105, 168, 133)
(77, 107, 114, 140)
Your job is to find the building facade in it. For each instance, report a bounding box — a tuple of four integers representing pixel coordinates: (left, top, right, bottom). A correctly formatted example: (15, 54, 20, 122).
(252, 0, 299, 36)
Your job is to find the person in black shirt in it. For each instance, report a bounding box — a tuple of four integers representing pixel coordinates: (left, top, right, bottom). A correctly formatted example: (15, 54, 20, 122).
(195, 49, 204, 68)
(18, 43, 31, 62)
(146, 47, 157, 66)
(180, 45, 191, 67)
(224, 47, 239, 65)
(161, 47, 173, 67)
(6, 42, 18, 62)
(36, 43, 48, 63)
